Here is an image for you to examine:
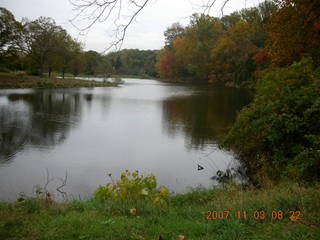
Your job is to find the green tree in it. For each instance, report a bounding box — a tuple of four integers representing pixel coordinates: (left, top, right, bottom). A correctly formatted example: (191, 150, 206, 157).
(83, 50, 101, 75)
(97, 55, 114, 76)
(105, 49, 157, 77)
(23, 17, 67, 76)
(221, 12, 242, 29)
(240, 1, 277, 48)
(0, 8, 23, 71)
(54, 34, 83, 79)
(182, 14, 224, 81)
(211, 20, 257, 84)
(68, 43, 85, 76)
(224, 58, 320, 183)
(0, 8, 22, 53)
(164, 23, 185, 49)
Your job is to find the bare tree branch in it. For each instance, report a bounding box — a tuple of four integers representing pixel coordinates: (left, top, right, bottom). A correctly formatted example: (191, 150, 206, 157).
(43, 168, 56, 194)
(203, 0, 218, 15)
(221, 0, 230, 16)
(69, 0, 243, 51)
(69, 0, 150, 51)
(56, 172, 68, 200)
(35, 168, 69, 200)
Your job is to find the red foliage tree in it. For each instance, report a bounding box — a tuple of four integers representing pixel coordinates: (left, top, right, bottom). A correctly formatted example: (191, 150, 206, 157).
(156, 49, 175, 78)
(253, 48, 269, 66)
(267, 0, 320, 66)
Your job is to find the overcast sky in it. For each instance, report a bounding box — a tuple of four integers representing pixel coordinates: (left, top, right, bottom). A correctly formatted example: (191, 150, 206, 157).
(2, 0, 261, 52)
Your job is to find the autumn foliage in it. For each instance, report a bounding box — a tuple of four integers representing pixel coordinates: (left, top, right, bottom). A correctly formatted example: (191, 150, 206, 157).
(156, 2, 276, 85)
(267, 0, 320, 67)
(156, 49, 175, 78)
(253, 48, 269, 66)
(156, 0, 320, 86)
(223, 0, 320, 183)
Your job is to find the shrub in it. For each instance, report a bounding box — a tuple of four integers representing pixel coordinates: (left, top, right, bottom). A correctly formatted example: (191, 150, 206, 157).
(94, 170, 169, 204)
(223, 58, 320, 184)
(0, 66, 10, 73)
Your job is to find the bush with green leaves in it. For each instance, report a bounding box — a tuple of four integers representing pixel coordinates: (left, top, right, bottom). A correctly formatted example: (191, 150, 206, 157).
(224, 58, 320, 183)
(94, 170, 169, 204)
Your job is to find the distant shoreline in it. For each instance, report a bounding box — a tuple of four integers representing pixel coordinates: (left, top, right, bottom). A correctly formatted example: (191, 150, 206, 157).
(0, 72, 119, 89)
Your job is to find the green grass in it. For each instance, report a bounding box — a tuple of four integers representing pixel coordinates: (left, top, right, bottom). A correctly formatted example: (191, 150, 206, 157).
(0, 72, 119, 89)
(0, 182, 319, 240)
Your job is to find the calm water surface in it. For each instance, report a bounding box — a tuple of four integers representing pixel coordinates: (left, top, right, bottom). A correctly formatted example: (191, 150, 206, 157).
(0, 78, 250, 200)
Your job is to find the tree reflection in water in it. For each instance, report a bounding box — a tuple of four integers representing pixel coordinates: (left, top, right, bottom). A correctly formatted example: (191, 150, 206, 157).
(162, 85, 252, 184)
(0, 91, 82, 163)
(162, 85, 251, 150)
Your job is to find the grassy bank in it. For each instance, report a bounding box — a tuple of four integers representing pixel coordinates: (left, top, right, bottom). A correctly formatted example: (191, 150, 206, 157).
(74, 74, 157, 80)
(1, 182, 319, 240)
(109, 74, 157, 80)
(0, 73, 118, 89)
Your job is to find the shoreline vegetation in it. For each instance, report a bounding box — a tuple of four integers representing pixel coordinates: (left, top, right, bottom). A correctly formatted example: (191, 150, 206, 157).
(0, 181, 319, 239)
(0, 72, 119, 89)
(80, 74, 158, 80)
(0, 71, 246, 90)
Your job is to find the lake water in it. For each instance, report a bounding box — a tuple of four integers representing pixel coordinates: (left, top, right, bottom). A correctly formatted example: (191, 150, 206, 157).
(0, 78, 250, 201)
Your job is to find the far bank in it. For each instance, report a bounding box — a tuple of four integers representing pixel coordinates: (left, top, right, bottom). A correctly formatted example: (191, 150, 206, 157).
(0, 72, 119, 89)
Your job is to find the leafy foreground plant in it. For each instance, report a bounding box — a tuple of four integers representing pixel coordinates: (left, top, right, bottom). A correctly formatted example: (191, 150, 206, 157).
(95, 170, 169, 204)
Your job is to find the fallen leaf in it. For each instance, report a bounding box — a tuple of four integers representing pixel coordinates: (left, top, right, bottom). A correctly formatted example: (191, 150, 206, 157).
(129, 208, 137, 215)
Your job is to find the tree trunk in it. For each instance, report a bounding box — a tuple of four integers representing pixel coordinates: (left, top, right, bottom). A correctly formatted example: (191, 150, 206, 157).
(39, 64, 44, 77)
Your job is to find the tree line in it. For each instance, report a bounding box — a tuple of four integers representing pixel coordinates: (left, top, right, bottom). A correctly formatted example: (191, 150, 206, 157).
(0, 8, 158, 78)
(156, 0, 320, 86)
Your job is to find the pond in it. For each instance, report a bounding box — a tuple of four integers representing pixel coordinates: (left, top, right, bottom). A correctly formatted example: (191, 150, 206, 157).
(0, 78, 251, 200)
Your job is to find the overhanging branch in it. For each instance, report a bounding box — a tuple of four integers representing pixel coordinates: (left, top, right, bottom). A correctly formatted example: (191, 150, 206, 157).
(69, 0, 239, 51)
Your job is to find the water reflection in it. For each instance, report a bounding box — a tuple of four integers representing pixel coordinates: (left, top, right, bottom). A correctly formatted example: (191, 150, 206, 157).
(162, 85, 251, 149)
(0, 91, 82, 162)
(0, 80, 251, 200)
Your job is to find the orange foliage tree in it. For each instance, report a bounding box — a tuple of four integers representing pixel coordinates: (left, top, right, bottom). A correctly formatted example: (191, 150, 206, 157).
(211, 21, 257, 83)
(267, 0, 320, 67)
